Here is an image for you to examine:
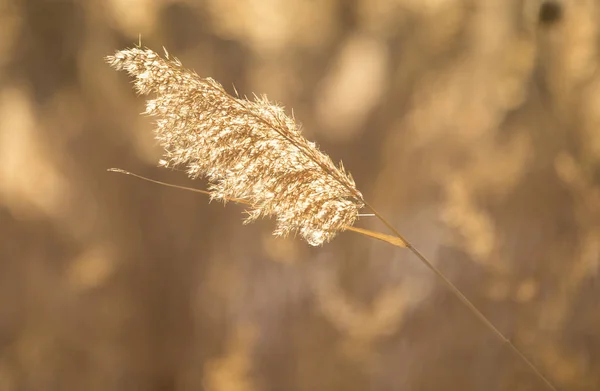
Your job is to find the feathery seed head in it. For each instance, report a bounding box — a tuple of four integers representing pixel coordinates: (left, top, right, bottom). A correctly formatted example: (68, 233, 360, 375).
(106, 47, 364, 245)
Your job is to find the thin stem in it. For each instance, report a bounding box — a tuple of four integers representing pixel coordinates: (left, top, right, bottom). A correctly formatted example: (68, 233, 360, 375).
(108, 168, 213, 196)
(362, 200, 558, 391)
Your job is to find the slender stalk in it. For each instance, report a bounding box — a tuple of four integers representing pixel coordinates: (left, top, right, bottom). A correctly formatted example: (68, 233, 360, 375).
(107, 168, 248, 203)
(363, 200, 558, 391)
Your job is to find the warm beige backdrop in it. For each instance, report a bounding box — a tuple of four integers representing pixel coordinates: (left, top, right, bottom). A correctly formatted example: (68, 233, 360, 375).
(0, 0, 597, 390)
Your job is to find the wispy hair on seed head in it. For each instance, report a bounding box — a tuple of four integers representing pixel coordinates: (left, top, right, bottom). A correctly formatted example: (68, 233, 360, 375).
(105, 47, 364, 245)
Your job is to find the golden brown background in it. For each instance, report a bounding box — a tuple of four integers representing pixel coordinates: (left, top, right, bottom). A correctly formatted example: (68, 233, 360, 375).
(0, 0, 598, 390)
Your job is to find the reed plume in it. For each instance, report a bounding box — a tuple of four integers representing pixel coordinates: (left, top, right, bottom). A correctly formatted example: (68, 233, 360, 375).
(106, 46, 557, 391)
(106, 47, 363, 246)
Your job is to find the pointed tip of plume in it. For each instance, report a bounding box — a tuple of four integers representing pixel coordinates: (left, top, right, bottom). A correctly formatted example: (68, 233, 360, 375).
(106, 47, 364, 245)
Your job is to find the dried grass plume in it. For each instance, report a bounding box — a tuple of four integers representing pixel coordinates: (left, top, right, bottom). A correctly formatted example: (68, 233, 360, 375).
(105, 47, 364, 245)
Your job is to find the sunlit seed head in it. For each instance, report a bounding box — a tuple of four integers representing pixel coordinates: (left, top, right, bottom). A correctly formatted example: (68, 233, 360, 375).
(106, 47, 364, 245)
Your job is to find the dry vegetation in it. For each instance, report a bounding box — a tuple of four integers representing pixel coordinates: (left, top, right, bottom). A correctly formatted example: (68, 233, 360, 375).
(0, 0, 598, 390)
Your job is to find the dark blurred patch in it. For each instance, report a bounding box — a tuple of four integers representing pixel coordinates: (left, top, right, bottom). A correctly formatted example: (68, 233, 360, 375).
(538, 1, 563, 25)
(160, 3, 210, 52)
(15, 0, 84, 103)
(159, 3, 250, 95)
(338, 0, 358, 32)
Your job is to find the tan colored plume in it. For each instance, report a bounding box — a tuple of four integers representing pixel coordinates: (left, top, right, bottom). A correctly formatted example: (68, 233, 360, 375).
(106, 47, 364, 246)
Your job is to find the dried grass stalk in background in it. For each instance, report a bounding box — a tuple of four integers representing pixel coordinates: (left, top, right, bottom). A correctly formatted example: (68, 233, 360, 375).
(105, 47, 364, 245)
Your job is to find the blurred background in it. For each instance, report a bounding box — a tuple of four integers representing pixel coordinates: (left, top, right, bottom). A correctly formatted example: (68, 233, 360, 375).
(0, 0, 598, 390)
